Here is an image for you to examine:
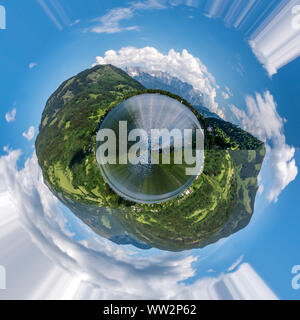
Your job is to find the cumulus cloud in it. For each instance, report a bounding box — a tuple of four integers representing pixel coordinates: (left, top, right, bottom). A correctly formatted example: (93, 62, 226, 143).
(94, 46, 225, 118)
(5, 108, 16, 123)
(0, 150, 277, 299)
(22, 126, 35, 141)
(230, 91, 297, 202)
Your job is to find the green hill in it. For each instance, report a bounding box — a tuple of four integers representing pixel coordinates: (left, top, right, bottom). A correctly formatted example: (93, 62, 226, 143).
(35, 64, 265, 251)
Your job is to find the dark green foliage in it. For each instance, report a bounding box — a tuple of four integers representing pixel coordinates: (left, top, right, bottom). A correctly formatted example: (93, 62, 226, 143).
(205, 118, 264, 150)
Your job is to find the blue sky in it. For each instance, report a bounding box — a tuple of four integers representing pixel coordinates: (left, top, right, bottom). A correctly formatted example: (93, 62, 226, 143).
(0, 0, 299, 299)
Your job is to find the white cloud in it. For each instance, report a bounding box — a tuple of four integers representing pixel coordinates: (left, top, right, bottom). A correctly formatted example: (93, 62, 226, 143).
(29, 62, 37, 69)
(266, 142, 298, 202)
(22, 126, 35, 141)
(173, 263, 277, 300)
(0, 150, 277, 299)
(90, 1, 167, 34)
(94, 46, 225, 118)
(131, 0, 167, 10)
(38, 0, 74, 30)
(70, 19, 80, 26)
(89, 0, 201, 34)
(202, 0, 300, 76)
(227, 255, 244, 272)
(3, 145, 9, 153)
(5, 108, 16, 123)
(258, 184, 264, 196)
(225, 86, 233, 97)
(222, 86, 234, 100)
(222, 92, 230, 100)
(90, 7, 138, 34)
(37, 0, 63, 31)
(249, 0, 300, 77)
(230, 91, 298, 202)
